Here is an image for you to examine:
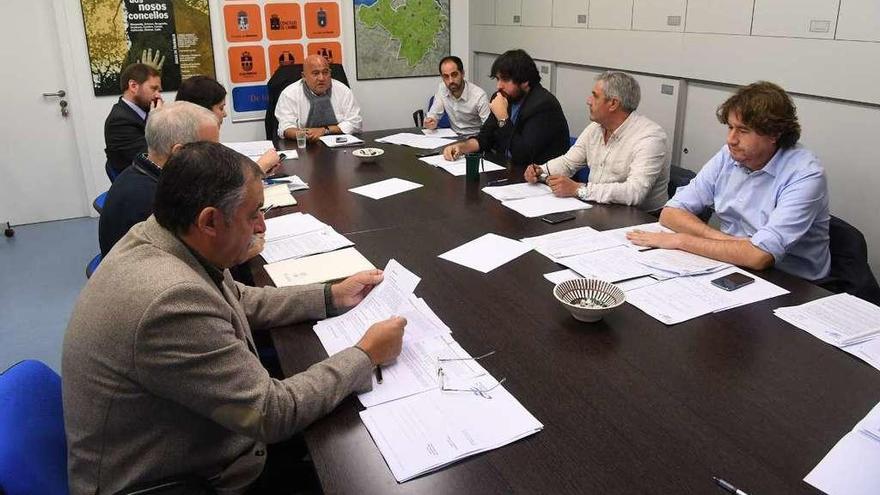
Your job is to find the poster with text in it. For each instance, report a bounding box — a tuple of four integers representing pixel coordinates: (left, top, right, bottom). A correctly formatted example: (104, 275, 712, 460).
(81, 0, 215, 96)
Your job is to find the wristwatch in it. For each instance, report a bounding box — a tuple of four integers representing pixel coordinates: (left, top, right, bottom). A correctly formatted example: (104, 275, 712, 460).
(497, 119, 507, 128)
(576, 184, 589, 202)
(323, 126, 331, 135)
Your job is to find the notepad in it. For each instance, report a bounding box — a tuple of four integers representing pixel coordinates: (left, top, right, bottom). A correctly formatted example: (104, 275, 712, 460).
(265, 247, 375, 287)
(262, 184, 296, 207)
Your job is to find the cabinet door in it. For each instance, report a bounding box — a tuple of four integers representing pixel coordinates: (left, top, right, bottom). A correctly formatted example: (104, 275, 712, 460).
(589, 0, 634, 30)
(836, 0, 880, 42)
(685, 0, 754, 35)
(552, 0, 589, 28)
(495, 0, 523, 26)
(752, 0, 839, 39)
(632, 0, 687, 32)
(471, 1, 496, 25)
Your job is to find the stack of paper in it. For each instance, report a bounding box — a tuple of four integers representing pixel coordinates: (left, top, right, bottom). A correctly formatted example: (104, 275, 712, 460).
(265, 247, 375, 287)
(482, 182, 552, 201)
(261, 212, 353, 263)
(418, 155, 505, 176)
(267, 175, 309, 191)
(438, 233, 532, 273)
(559, 245, 655, 284)
(543, 268, 659, 292)
(481, 182, 592, 217)
(223, 140, 278, 162)
(805, 401, 880, 495)
(318, 134, 364, 147)
(262, 184, 297, 207)
(521, 226, 622, 260)
(599, 222, 673, 251)
(421, 128, 458, 138)
(375, 132, 454, 149)
(349, 178, 423, 199)
(634, 248, 730, 278)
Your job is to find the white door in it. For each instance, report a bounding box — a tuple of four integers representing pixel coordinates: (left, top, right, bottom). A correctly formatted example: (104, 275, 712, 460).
(0, 0, 89, 226)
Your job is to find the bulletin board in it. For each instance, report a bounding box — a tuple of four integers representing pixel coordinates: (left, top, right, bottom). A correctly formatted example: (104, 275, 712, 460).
(221, 0, 343, 122)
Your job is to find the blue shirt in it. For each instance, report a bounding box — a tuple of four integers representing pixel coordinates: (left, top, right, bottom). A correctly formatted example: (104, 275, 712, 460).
(667, 144, 830, 281)
(121, 97, 147, 121)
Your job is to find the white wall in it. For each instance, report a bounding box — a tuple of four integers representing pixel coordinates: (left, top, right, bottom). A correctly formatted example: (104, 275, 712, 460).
(56, 0, 469, 213)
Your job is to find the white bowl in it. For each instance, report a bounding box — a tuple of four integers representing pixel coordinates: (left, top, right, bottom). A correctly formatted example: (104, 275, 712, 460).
(553, 278, 626, 322)
(352, 147, 384, 163)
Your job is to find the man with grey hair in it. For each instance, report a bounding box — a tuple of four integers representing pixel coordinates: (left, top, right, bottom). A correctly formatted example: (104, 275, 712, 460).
(524, 71, 670, 212)
(99, 100, 220, 256)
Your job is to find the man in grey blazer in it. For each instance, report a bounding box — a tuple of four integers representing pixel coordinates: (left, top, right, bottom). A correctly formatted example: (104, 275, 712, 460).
(63, 141, 406, 494)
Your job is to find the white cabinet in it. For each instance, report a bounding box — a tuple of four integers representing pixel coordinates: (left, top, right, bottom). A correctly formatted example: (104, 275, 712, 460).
(752, 0, 839, 39)
(632, 0, 687, 32)
(836, 0, 880, 42)
(685, 0, 754, 35)
(495, 0, 523, 26)
(552, 0, 589, 28)
(589, 0, 633, 30)
(471, 1, 496, 25)
(521, 0, 552, 26)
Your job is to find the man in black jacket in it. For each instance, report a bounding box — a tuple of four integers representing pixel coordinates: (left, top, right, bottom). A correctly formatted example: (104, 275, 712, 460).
(103, 63, 163, 176)
(442, 49, 569, 168)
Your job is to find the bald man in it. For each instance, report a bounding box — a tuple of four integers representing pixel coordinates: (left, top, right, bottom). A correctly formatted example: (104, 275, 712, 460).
(275, 55, 362, 142)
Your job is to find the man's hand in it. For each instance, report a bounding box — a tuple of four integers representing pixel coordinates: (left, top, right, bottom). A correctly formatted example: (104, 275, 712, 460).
(424, 117, 438, 130)
(626, 230, 682, 250)
(443, 143, 464, 161)
(489, 92, 509, 121)
(256, 149, 281, 175)
(150, 95, 163, 111)
(546, 175, 581, 197)
(305, 127, 326, 142)
(331, 269, 383, 310)
(356, 316, 406, 365)
(139, 48, 165, 71)
(524, 164, 543, 184)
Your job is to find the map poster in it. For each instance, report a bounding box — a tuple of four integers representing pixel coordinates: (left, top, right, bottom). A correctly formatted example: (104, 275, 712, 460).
(80, 0, 215, 96)
(353, 0, 450, 80)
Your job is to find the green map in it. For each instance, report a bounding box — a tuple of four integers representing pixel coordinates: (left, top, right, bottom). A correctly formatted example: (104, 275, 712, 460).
(354, 0, 450, 80)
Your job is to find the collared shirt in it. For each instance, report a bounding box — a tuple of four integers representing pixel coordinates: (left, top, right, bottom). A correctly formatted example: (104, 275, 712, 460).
(667, 144, 830, 281)
(275, 79, 363, 137)
(543, 113, 669, 211)
(427, 80, 489, 135)
(121, 97, 147, 121)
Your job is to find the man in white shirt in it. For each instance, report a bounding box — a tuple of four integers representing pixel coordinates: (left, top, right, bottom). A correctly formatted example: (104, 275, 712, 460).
(424, 56, 489, 135)
(524, 71, 669, 212)
(275, 54, 362, 142)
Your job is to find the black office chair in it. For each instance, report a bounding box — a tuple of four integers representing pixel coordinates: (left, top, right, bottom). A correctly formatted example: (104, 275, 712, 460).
(265, 63, 350, 140)
(816, 216, 880, 305)
(668, 165, 696, 199)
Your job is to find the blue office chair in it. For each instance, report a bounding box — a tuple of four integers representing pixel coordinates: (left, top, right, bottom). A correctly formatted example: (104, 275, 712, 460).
(86, 253, 102, 279)
(568, 136, 590, 183)
(0, 360, 68, 495)
(413, 96, 450, 129)
(92, 191, 108, 214)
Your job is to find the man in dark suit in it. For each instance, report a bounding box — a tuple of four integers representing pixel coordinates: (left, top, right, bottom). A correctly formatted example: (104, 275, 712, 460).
(103, 63, 163, 176)
(442, 49, 570, 168)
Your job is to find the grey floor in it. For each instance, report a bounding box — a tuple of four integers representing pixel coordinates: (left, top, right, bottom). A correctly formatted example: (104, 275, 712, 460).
(0, 217, 98, 374)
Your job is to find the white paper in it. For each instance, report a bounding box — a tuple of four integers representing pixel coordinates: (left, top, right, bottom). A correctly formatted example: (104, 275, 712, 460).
(265, 247, 375, 287)
(599, 222, 673, 250)
(774, 293, 880, 346)
(318, 134, 364, 147)
(542, 268, 658, 293)
(482, 182, 552, 201)
(418, 155, 505, 176)
(375, 132, 454, 149)
(349, 178, 423, 200)
(421, 128, 458, 138)
(805, 402, 880, 495)
(635, 248, 729, 277)
(560, 245, 655, 283)
(223, 140, 275, 158)
(543, 269, 581, 285)
(501, 195, 593, 218)
(264, 212, 325, 242)
(626, 267, 789, 325)
(260, 227, 353, 264)
(438, 233, 532, 273)
(267, 174, 308, 191)
(262, 184, 297, 207)
(521, 226, 622, 259)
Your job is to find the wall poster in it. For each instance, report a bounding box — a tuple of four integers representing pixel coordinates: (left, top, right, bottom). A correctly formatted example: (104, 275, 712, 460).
(80, 0, 215, 96)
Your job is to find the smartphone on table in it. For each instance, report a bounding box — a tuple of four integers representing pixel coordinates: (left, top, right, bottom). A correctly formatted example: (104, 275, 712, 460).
(711, 272, 755, 291)
(541, 212, 575, 224)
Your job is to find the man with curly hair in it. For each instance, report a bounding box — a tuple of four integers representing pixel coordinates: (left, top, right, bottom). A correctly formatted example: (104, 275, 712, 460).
(627, 81, 830, 281)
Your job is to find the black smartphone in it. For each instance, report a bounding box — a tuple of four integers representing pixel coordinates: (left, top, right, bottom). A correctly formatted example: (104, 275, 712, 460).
(541, 212, 576, 224)
(335, 137, 347, 143)
(711, 272, 755, 291)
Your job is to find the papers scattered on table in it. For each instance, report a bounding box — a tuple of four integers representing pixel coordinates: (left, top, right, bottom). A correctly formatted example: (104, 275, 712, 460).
(262, 184, 297, 207)
(261, 212, 353, 263)
(267, 175, 308, 191)
(318, 134, 364, 147)
(482, 182, 552, 201)
(223, 140, 276, 162)
(775, 293, 880, 347)
(421, 128, 458, 138)
(264, 212, 324, 241)
(634, 248, 730, 278)
(805, 401, 880, 495)
(438, 233, 532, 273)
(349, 178, 423, 200)
(560, 245, 655, 283)
(375, 132, 454, 149)
(600, 222, 673, 250)
(501, 195, 593, 218)
(626, 267, 789, 325)
(521, 226, 621, 260)
(418, 155, 505, 176)
(265, 247, 375, 287)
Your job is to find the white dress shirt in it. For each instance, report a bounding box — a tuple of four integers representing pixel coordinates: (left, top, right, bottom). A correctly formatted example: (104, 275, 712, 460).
(426, 80, 489, 135)
(275, 79, 363, 137)
(543, 113, 669, 212)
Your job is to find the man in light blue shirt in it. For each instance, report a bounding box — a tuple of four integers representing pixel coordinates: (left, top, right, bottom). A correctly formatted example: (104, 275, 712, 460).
(628, 81, 830, 281)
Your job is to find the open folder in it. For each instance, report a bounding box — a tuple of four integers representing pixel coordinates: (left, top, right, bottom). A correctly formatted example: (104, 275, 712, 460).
(265, 247, 375, 287)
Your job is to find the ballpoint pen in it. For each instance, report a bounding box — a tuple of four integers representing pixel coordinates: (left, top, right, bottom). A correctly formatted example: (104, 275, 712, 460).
(375, 365, 383, 384)
(713, 476, 749, 495)
(487, 178, 509, 186)
(261, 204, 276, 215)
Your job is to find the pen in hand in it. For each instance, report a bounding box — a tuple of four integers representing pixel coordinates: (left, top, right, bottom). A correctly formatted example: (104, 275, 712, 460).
(375, 365, 383, 384)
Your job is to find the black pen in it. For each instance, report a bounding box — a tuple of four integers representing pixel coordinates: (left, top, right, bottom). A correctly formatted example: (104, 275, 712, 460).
(278, 152, 287, 160)
(713, 476, 749, 495)
(487, 178, 509, 186)
(375, 365, 383, 384)
(261, 204, 276, 215)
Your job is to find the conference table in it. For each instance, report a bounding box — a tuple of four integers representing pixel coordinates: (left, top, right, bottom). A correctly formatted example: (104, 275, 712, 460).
(252, 129, 879, 494)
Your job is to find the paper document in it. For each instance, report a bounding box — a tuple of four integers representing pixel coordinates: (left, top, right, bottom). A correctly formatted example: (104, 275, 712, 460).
(262, 184, 297, 207)
(360, 385, 543, 482)
(267, 175, 308, 191)
(626, 267, 788, 325)
(599, 222, 673, 250)
(265, 247, 375, 287)
(543, 269, 581, 285)
(261, 227, 353, 264)
(560, 245, 655, 283)
(375, 132, 454, 149)
(634, 248, 729, 277)
(501, 195, 593, 218)
(521, 226, 622, 260)
(438, 233, 532, 273)
(421, 128, 458, 138)
(805, 401, 880, 495)
(318, 134, 364, 147)
(264, 213, 325, 242)
(349, 178, 423, 200)
(223, 140, 275, 161)
(482, 182, 552, 201)
(775, 293, 880, 346)
(418, 155, 505, 176)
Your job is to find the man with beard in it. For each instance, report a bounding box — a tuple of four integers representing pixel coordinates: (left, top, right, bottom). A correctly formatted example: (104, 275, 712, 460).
(424, 55, 489, 135)
(442, 49, 569, 168)
(104, 63, 163, 175)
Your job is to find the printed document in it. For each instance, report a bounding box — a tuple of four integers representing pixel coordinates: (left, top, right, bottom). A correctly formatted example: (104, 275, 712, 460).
(318, 134, 364, 147)
(264, 212, 325, 242)
(599, 222, 673, 250)
(421, 128, 458, 138)
(418, 155, 505, 176)
(482, 182, 552, 201)
(265, 247, 375, 287)
(260, 227, 353, 263)
(560, 245, 655, 283)
(775, 293, 880, 346)
(501, 196, 593, 218)
(521, 226, 622, 259)
(438, 233, 532, 273)
(223, 140, 276, 161)
(262, 184, 297, 207)
(805, 401, 880, 495)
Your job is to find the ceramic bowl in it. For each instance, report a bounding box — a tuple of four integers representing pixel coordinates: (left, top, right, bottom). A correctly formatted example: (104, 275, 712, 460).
(553, 278, 626, 322)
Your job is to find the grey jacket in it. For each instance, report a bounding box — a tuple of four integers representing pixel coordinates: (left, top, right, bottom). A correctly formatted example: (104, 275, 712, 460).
(62, 216, 372, 494)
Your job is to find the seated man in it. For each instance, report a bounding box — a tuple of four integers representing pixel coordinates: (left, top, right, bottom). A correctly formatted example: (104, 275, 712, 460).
(104, 63, 163, 175)
(176, 74, 281, 174)
(64, 141, 406, 493)
(628, 81, 830, 281)
(524, 71, 669, 212)
(275, 54, 362, 142)
(442, 49, 569, 168)
(98, 101, 220, 257)
(424, 55, 489, 135)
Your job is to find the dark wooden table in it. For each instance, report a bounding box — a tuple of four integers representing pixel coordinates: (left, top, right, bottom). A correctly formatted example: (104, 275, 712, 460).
(256, 129, 880, 494)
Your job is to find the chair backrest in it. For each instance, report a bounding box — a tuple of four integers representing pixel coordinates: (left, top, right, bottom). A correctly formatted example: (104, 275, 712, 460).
(265, 63, 350, 140)
(820, 215, 880, 304)
(426, 96, 451, 129)
(668, 165, 696, 200)
(0, 360, 68, 495)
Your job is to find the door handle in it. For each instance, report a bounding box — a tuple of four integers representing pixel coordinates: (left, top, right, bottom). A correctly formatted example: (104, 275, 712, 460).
(42, 90, 66, 98)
